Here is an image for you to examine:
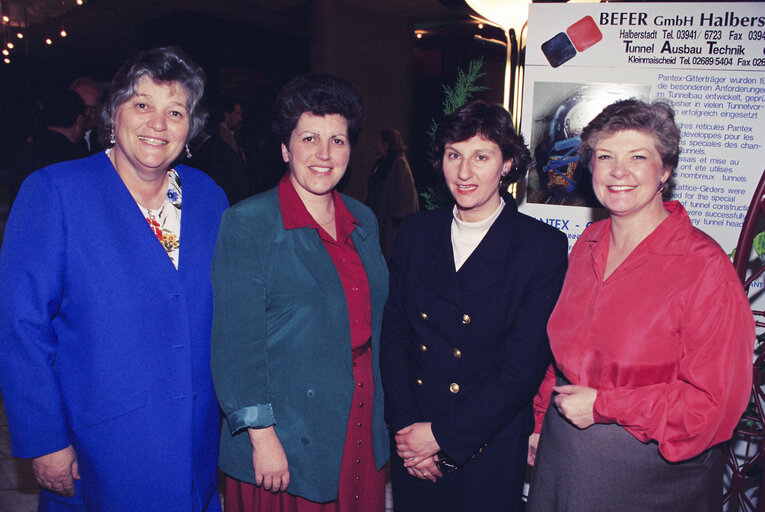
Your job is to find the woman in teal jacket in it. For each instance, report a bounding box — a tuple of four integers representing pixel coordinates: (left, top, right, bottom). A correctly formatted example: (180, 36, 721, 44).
(211, 74, 389, 511)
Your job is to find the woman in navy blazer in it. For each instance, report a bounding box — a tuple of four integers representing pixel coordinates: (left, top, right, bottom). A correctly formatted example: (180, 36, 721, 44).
(211, 74, 389, 511)
(0, 48, 227, 511)
(381, 101, 568, 511)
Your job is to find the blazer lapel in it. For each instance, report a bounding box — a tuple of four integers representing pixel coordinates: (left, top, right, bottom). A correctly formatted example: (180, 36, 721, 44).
(292, 227, 352, 370)
(418, 209, 462, 307)
(456, 202, 518, 296)
(102, 158, 182, 289)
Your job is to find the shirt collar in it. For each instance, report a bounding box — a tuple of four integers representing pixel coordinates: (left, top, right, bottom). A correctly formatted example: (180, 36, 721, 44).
(587, 201, 690, 257)
(277, 173, 359, 243)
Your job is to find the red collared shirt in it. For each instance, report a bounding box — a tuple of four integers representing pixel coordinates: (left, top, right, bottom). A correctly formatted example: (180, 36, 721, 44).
(534, 201, 754, 462)
(278, 175, 372, 350)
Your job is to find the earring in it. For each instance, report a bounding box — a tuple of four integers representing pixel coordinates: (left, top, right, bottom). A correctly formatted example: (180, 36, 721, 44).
(109, 126, 116, 145)
(185, 144, 192, 159)
(657, 181, 665, 194)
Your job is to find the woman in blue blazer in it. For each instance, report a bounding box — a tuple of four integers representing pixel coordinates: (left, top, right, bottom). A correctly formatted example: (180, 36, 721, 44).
(0, 48, 227, 511)
(211, 74, 389, 511)
(381, 101, 568, 511)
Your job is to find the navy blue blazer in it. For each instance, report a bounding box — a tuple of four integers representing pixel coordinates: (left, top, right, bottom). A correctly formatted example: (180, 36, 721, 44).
(380, 200, 567, 465)
(0, 153, 228, 511)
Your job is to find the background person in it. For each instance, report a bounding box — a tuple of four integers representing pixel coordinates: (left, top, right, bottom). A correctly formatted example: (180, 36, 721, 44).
(527, 99, 754, 512)
(0, 46, 227, 511)
(366, 128, 418, 262)
(9, 88, 88, 203)
(211, 73, 389, 512)
(380, 100, 567, 512)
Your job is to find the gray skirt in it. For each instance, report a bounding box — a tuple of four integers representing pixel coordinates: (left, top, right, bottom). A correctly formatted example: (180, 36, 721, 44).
(527, 385, 722, 512)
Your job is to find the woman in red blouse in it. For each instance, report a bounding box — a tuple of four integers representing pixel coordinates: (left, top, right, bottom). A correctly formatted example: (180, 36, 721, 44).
(527, 99, 755, 511)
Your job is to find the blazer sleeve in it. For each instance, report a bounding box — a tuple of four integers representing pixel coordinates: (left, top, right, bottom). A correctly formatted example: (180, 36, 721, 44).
(593, 260, 754, 462)
(0, 171, 71, 458)
(431, 228, 568, 464)
(211, 207, 275, 433)
(380, 221, 423, 432)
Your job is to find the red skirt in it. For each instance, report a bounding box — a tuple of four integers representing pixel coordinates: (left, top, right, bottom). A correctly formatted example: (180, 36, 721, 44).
(224, 349, 385, 512)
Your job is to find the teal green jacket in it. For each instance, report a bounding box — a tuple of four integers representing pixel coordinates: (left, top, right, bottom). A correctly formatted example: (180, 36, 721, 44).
(211, 186, 389, 502)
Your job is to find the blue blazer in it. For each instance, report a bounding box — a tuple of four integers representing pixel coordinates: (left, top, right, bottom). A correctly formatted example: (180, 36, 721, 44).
(381, 201, 568, 464)
(211, 186, 389, 503)
(0, 153, 228, 511)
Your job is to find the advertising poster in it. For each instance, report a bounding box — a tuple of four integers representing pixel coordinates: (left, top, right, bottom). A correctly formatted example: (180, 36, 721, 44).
(519, 2, 765, 269)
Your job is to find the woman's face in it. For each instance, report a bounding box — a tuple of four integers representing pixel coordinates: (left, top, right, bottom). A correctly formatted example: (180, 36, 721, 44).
(442, 134, 512, 222)
(112, 76, 190, 178)
(282, 112, 350, 202)
(590, 129, 670, 220)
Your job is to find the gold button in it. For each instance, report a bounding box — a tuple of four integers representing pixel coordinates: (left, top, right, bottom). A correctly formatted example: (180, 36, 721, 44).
(453, 348, 461, 358)
(419, 344, 427, 352)
(416, 379, 423, 386)
(420, 312, 428, 320)
(450, 382, 460, 394)
(461, 314, 470, 324)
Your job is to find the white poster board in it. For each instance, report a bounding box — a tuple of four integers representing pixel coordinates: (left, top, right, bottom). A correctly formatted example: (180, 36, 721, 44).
(519, 2, 765, 260)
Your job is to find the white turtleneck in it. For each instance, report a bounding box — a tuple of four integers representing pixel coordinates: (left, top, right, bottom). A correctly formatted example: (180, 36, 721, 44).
(451, 199, 505, 271)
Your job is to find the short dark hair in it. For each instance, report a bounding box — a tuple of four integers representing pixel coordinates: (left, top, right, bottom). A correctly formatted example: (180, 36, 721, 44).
(272, 73, 365, 147)
(579, 98, 680, 170)
(41, 89, 85, 128)
(432, 100, 531, 193)
(101, 46, 207, 145)
(380, 128, 407, 156)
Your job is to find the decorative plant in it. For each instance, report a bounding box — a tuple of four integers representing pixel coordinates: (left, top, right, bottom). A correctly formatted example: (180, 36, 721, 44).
(420, 58, 488, 210)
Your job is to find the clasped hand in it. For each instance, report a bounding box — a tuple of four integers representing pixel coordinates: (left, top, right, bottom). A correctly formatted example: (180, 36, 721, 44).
(395, 422, 442, 482)
(552, 385, 597, 429)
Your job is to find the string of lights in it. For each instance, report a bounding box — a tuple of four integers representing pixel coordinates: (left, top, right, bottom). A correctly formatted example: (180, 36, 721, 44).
(1, 0, 86, 64)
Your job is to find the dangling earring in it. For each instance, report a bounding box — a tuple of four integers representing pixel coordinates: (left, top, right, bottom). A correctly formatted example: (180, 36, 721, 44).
(657, 181, 665, 194)
(185, 144, 192, 159)
(109, 126, 116, 145)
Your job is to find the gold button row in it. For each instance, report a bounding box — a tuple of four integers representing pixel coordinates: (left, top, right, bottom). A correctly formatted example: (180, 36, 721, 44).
(419, 312, 471, 324)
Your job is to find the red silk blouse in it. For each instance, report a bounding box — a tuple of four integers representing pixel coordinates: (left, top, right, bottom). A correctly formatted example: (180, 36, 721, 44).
(534, 201, 755, 462)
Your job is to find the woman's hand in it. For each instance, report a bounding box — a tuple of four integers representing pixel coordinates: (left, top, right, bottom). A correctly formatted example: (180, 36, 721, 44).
(395, 422, 440, 467)
(248, 427, 290, 492)
(32, 445, 80, 497)
(407, 455, 443, 482)
(553, 385, 597, 429)
(527, 433, 540, 466)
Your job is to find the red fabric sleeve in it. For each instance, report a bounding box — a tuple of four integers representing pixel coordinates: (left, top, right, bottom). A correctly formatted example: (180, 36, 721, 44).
(533, 364, 557, 433)
(594, 269, 754, 462)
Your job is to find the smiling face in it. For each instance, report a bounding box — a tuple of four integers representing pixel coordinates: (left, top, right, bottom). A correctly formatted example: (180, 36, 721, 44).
(590, 129, 670, 221)
(112, 76, 189, 180)
(442, 134, 512, 222)
(282, 112, 350, 202)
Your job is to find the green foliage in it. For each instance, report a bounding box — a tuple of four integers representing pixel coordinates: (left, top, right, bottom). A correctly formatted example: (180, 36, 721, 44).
(730, 232, 765, 260)
(421, 58, 488, 210)
(420, 185, 452, 211)
(426, 58, 488, 141)
(754, 232, 765, 256)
